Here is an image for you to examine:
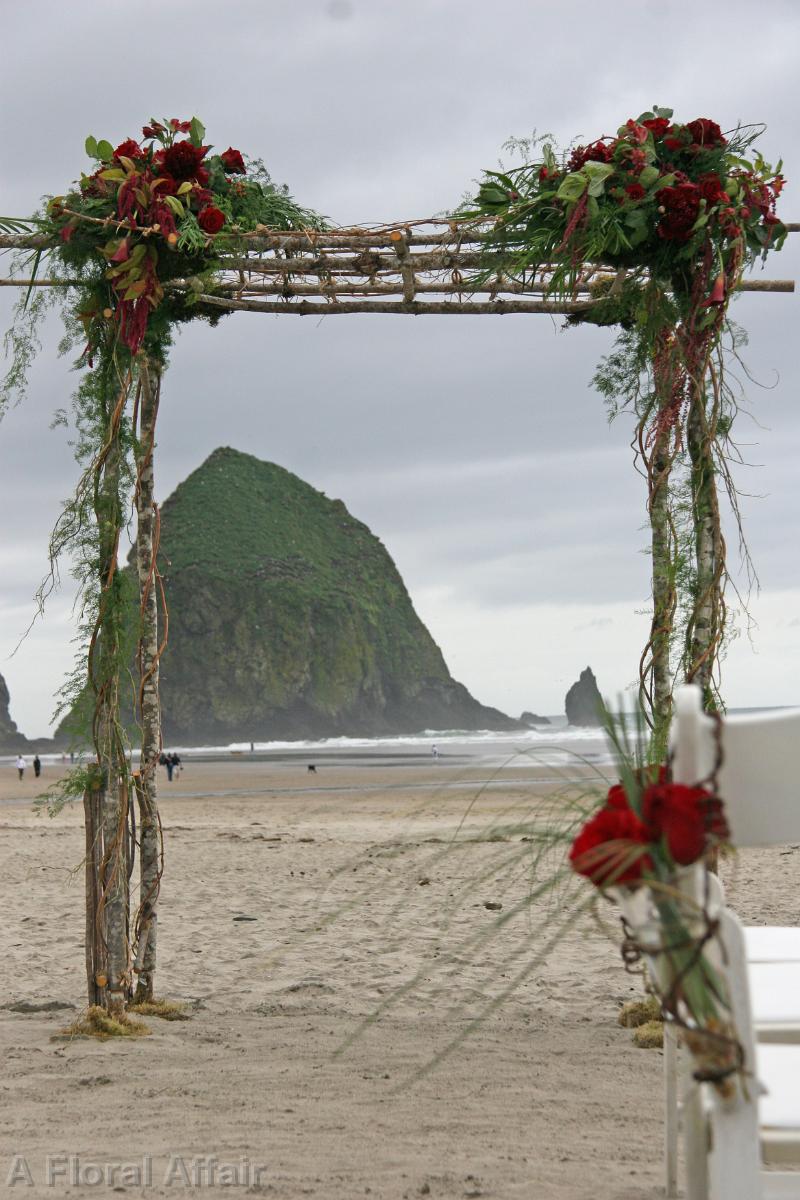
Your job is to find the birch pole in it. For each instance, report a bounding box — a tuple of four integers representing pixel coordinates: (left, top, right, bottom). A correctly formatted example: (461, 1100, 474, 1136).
(642, 422, 677, 754)
(133, 355, 163, 1003)
(92, 374, 132, 1014)
(684, 382, 724, 709)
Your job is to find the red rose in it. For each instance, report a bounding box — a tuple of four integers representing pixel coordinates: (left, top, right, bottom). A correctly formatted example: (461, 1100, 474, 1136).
(198, 206, 226, 234)
(114, 138, 143, 161)
(686, 119, 727, 148)
(196, 165, 210, 188)
(625, 119, 649, 145)
(624, 182, 646, 201)
(220, 147, 246, 174)
(568, 140, 613, 171)
(569, 806, 653, 887)
(655, 182, 701, 241)
(663, 127, 688, 152)
(643, 117, 670, 138)
(698, 172, 727, 206)
(641, 782, 729, 866)
(161, 140, 208, 181)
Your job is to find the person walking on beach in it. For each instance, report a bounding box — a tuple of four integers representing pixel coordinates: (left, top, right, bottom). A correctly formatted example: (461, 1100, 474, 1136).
(432, 744, 439, 759)
(163, 753, 174, 782)
(33, 755, 41, 778)
(15, 755, 26, 781)
(171, 752, 182, 777)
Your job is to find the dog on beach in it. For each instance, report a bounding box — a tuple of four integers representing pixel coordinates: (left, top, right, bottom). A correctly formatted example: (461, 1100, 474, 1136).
(307, 764, 317, 774)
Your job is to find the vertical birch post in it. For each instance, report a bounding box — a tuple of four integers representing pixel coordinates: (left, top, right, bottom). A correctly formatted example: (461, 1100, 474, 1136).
(83, 778, 103, 1006)
(684, 384, 724, 710)
(133, 355, 163, 1003)
(643, 424, 677, 754)
(92, 379, 132, 1014)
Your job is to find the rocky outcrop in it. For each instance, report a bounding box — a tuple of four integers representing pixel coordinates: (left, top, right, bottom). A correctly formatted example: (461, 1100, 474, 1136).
(519, 711, 551, 727)
(60, 448, 520, 745)
(0, 673, 27, 751)
(565, 667, 604, 727)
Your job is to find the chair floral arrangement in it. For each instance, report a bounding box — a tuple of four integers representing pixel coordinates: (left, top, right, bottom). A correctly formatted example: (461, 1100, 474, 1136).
(568, 709, 743, 1099)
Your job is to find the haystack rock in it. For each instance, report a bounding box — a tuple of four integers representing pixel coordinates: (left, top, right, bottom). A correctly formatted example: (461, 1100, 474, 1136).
(111, 448, 522, 744)
(564, 667, 604, 727)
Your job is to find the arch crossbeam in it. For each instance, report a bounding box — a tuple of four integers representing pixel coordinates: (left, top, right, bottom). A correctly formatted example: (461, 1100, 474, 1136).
(1, 218, 795, 317)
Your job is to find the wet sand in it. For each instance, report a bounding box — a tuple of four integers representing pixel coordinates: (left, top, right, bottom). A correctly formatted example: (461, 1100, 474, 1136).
(1, 756, 796, 1198)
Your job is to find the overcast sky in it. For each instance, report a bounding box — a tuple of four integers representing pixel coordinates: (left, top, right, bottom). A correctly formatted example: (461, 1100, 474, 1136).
(1, 0, 799, 736)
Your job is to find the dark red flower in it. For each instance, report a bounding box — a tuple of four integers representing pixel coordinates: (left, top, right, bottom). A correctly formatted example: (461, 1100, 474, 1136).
(196, 165, 210, 187)
(605, 783, 630, 811)
(698, 172, 727, 206)
(142, 122, 165, 139)
(643, 117, 671, 138)
(656, 182, 702, 241)
(663, 128, 688, 152)
(161, 140, 208, 181)
(568, 140, 614, 171)
(686, 119, 727, 148)
(169, 119, 193, 133)
(624, 182, 646, 201)
(641, 782, 729, 866)
(198, 206, 226, 234)
(625, 119, 649, 145)
(220, 147, 246, 174)
(569, 806, 653, 886)
(114, 139, 143, 161)
(154, 174, 178, 196)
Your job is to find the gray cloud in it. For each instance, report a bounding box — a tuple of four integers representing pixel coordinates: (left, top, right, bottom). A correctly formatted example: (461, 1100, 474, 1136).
(1, 0, 799, 732)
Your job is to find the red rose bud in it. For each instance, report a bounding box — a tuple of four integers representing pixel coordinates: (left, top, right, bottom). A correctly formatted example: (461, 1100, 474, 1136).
(169, 119, 193, 133)
(643, 117, 670, 138)
(624, 183, 646, 201)
(740, 206, 751, 219)
(198, 206, 226, 234)
(220, 147, 246, 174)
(114, 139, 143, 161)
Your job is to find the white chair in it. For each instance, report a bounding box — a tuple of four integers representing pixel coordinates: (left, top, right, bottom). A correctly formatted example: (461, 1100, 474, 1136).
(666, 686, 800, 1198)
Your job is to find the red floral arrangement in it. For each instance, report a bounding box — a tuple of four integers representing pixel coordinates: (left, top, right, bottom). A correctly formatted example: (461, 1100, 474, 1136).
(44, 116, 321, 361)
(470, 106, 786, 318)
(569, 766, 729, 889)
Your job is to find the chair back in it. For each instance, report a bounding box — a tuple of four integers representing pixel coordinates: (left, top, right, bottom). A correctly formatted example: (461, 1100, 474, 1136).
(671, 686, 800, 848)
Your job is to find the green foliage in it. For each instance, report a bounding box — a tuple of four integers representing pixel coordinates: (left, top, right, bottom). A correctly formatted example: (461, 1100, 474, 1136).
(34, 761, 102, 817)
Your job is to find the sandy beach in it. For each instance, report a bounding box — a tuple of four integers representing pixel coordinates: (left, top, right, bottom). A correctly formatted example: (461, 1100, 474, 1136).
(2, 753, 797, 1199)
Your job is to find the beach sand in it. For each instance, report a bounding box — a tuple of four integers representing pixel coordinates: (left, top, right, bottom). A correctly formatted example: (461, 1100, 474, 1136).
(1, 755, 797, 1198)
